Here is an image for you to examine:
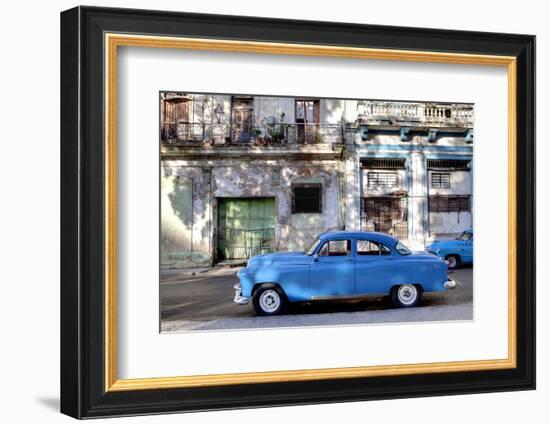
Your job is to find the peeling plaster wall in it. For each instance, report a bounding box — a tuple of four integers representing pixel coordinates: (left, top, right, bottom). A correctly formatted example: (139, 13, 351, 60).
(429, 212, 472, 237)
(343, 151, 360, 231)
(280, 163, 342, 251)
(160, 164, 211, 268)
(212, 161, 342, 253)
(161, 158, 343, 268)
(323, 99, 346, 124)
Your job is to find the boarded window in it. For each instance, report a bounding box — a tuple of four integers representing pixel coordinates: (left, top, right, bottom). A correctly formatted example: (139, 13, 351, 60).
(367, 172, 398, 188)
(429, 195, 471, 213)
(431, 172, 451, 188)
(292, 184, 322, 213)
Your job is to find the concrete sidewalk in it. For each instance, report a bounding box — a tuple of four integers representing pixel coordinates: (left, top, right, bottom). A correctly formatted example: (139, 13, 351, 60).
(161, 266, 242, 282)
(161, 303, 473, 332)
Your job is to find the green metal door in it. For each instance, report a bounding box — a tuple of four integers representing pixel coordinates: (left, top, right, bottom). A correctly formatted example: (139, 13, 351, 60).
(217, 198, 275, 260)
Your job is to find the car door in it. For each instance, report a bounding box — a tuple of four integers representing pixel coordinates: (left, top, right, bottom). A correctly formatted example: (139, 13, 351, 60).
(355, 239, 395, 295)
(310, 239, 355, 298)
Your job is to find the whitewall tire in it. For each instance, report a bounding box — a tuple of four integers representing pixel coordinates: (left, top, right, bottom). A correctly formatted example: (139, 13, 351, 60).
(391, 284, 421, 308)
(252, 284, 287, 316)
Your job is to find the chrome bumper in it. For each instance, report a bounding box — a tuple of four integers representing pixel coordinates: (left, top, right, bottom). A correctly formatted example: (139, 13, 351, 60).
(233, 283, 249, 305)
(444, 279, 457, 289)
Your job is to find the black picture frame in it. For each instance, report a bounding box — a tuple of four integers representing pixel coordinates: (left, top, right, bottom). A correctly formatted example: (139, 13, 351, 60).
(60, 6, 535, 419)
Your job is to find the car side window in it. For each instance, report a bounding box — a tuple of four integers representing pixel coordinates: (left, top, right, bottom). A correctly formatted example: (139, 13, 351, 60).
(318, 240, 351, 256)
(357, 240, 391, 256)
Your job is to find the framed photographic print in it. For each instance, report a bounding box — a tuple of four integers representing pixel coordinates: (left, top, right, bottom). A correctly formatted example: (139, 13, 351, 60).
(60, 6, 536, 419)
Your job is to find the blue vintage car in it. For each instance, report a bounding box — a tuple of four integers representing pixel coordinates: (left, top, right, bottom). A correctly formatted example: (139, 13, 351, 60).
(234, 230, 455, 316)
(426, 228, 473, 270)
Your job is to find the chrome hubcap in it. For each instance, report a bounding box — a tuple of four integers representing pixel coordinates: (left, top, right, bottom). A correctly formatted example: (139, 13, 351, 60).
(259, 289, 281, 313)
(397, 284, 418, 305)
(447, 256, 457, 268)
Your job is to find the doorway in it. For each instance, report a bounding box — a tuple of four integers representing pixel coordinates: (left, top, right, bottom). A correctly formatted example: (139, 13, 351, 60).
(216, 197, 276, 261)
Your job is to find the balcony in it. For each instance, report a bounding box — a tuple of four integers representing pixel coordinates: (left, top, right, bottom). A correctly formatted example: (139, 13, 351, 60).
(356, 101, 474, 128)
(161, 122, 345, 145)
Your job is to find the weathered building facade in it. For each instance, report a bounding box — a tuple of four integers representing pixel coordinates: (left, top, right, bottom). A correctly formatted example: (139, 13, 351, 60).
(160, 93, 473, 268)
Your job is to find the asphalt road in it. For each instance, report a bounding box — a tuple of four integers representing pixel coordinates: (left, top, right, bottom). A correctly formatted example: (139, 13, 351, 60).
(160, 266, 473, 332)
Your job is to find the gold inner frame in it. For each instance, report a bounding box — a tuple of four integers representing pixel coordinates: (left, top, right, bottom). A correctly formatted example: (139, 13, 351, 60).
(104, 33, 517, 392)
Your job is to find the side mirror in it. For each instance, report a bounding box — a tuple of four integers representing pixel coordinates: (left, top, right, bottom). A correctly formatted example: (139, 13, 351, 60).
(312, 254, 319, 262)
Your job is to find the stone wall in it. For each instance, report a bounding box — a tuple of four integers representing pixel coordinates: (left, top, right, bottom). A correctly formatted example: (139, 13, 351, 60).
(161, 159, 342, 268)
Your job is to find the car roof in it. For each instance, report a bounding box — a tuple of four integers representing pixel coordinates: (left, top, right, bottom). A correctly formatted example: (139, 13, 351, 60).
(318, 230, 399, 246)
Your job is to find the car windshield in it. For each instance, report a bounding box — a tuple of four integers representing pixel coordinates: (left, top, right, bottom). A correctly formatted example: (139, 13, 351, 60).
(455, 231, 472, 241)
(395, 240, 412, 255)
(306, 238, 321, 255)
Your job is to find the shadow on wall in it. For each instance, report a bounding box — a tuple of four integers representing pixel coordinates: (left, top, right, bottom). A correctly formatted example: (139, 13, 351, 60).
(167, 176, 193, 228)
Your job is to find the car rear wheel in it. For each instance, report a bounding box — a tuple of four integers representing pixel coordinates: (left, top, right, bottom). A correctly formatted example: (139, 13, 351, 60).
(391, 284, 421, 308)
(445, 255, 460, 270)
(252, 284, 287, 316)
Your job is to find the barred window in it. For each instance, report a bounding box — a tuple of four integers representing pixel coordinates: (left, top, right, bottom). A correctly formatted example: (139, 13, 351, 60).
(429, 195, 471, 213)
(427, 159, 470, 170)
(292, 184, 322, 213)
(361, 158, 406, 169)
(364, 197, 408, 221)
(367, 172, 398, 188)
(431, 172, 451, 188)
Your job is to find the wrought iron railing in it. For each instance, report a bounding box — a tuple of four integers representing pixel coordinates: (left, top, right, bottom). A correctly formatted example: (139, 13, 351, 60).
(161, 122, 345, 145)
(161, 122, 228, 144)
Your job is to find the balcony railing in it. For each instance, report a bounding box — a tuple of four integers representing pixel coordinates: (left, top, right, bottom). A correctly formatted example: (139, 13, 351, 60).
(161, 122, 345, 145)
(357, 101, 474, 127)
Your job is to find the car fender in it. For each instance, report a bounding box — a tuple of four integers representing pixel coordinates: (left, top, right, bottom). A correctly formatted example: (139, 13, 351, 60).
(244, 264, 311, 302)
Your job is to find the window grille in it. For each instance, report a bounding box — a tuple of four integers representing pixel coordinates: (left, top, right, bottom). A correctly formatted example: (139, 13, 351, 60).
(429, 195, 471, 213)
(431, 172, 451, 188)
(367, 172, 399, 188)
(361, 158, 406, 169)
(292, 184, 322, 213)
(427, 159, 470, 170)
(361, 196, 408, 238)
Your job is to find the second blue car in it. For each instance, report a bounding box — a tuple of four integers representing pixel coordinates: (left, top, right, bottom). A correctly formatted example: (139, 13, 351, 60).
(426, 228, 473, 270)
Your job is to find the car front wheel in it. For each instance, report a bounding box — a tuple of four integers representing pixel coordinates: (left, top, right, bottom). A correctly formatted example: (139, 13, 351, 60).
(391, 284, 421, 308)
(252, 284, 287, 316)
(445, 254, 460, 270)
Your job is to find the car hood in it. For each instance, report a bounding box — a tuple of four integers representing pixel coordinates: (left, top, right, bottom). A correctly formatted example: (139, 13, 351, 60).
(247, 251, 311, 268)
(427, 240, 460, 250)
(409, 250, 441, 260)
